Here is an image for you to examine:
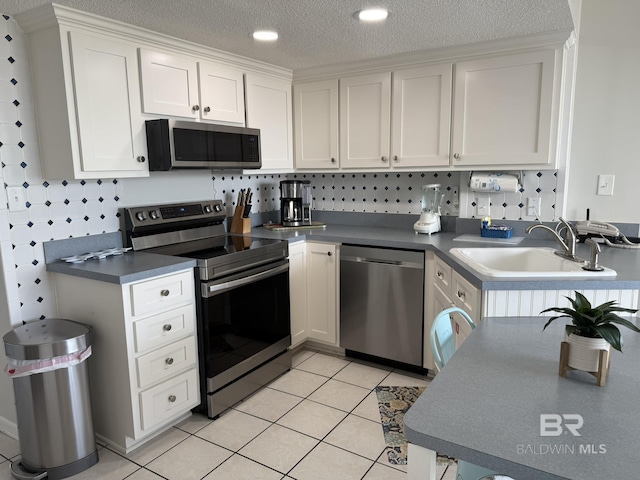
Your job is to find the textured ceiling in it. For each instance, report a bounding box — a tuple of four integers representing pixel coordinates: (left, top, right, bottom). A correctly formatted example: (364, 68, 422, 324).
(0, 0, 574, 71)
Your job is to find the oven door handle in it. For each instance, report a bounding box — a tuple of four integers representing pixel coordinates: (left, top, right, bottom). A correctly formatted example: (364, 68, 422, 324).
(203, 261, 289, 297)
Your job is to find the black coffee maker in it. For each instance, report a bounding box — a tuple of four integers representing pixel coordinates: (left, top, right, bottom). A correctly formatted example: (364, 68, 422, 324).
(280, 180, 311, 226)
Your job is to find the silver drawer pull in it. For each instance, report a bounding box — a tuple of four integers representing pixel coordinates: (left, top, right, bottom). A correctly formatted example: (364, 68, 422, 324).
(160, 289, 170, 297)
(163, 324, 172, 332)
(168, 395, 176, 403)
(457, 290, 466, 299)
(165, 357, 174, 365)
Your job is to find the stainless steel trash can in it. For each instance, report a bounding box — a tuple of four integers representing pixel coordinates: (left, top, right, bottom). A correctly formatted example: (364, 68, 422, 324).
(3, 319, 98, 480)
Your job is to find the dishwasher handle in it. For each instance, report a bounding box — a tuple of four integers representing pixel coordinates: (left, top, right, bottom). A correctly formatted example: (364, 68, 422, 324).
(341, 255, 422, 269)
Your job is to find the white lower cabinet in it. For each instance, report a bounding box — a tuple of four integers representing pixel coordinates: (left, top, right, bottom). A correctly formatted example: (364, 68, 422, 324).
(288, 241, 339, 347)
(53, 269, 199, 453)
(288, 242, 309, 347)
(425, 252, 481, 370)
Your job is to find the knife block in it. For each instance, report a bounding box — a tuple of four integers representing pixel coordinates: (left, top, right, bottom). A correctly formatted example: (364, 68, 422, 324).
(230, 206, 251, 234)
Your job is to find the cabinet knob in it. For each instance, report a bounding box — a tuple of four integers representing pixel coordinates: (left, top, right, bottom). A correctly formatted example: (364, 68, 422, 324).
(163, 324, 172, 332)
(457, 290, 466, 300)
(381, 156, 388, 163)
(160, 289, 170, 297)
(168, 394, 177, 403)
(165, 357, 174, 365)
(453, 153, 461, 160)
(393, 155, 399, 162)
(327, 251, 332, 256)
(437, 271, 443, 279)
(192, 105, 200, 111)
(331, 157, 336, 164)
(136, 156, 146, 163)
(203, 106, 211, 113)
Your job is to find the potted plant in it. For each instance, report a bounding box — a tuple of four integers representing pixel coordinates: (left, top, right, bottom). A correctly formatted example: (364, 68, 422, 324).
(542, 291, 640, 373)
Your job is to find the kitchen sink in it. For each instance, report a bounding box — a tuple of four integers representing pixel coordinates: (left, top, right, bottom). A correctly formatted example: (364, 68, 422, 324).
(449, 247, 617, 278)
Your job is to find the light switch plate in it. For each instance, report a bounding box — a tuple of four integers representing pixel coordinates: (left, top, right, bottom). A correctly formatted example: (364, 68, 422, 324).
(6, 186, 27, 212)
(597, 174, 615, 196)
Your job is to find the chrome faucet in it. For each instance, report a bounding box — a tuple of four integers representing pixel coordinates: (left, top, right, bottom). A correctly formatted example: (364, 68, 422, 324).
(525, 218, 583, 262)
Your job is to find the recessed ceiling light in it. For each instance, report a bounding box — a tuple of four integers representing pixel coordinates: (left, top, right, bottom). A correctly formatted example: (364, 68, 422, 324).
(355, 8, 390, 22)
(252, 30, 278, 41)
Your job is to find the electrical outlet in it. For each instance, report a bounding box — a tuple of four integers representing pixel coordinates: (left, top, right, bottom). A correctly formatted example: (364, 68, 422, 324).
(452, 186, 459, 209)
(476, 195, 490, 216)
(597, 174, 615, 196)
(526, 197, 541, 217)
(6, 186, 27, 212)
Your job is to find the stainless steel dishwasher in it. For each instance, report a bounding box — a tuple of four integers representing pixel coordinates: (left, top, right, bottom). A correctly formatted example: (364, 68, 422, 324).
(340, 245, 424, 368)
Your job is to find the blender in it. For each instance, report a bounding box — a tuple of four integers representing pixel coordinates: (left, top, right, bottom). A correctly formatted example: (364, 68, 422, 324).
(414, 184, 444, 234)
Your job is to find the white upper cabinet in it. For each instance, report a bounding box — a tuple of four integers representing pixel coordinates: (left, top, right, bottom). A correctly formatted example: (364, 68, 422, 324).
(451, 49, 558, 168)
(336, 65, 452, 170)
(198, 61, 245, 124)
(139, 49, 200, 119)
(391, 64, 452, 168)
(245, 74, 294, 170)
(339, 73, 392, 169)
(294, 80, 339, 169)
(139, 49, 246, 124)
(70, 32, 148, 177)
(25, 27, 148, 179)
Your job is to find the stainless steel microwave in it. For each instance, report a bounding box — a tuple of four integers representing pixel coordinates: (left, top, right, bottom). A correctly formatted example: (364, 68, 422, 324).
(145, 119, 261, 171)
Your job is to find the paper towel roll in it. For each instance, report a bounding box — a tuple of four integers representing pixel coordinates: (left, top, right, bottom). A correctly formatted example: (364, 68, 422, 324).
(469, 173, 519, 193)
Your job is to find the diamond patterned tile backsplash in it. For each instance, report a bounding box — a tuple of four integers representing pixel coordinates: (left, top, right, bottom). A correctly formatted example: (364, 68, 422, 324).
(0, 15, 559, 324)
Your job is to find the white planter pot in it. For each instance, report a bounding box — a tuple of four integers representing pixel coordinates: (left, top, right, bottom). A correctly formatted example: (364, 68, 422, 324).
(565, 333, 610, 372)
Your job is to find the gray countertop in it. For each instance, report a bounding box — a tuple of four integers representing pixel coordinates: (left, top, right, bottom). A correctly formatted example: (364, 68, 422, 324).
(403, 316, 640, 480)
(246, 224, 640, 290)
(46, 252, 196, 284)
(45, 222, 640, 288)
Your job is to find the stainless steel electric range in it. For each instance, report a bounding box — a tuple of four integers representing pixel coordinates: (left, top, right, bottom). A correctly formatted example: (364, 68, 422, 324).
(122, 200, 292, 419)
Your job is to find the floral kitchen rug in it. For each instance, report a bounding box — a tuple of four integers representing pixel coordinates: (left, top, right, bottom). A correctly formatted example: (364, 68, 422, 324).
(375, 385, 457, 466)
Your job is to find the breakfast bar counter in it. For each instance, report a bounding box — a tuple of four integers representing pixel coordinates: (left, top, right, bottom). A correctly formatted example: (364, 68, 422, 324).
(403, 316, 640, 480)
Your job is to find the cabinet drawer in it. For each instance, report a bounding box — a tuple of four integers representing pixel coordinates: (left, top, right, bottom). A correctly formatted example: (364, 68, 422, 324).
(139, 368, 199, 431)
(451, 270, 479, 320)
(136, 337, 197, 389)
(133, 304, 195, 353)
(433, 255, 452, 291)
(130, 270, 193, 317)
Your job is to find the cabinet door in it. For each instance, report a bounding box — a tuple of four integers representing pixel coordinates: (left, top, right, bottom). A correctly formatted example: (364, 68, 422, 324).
(245, 74, 293, 170)
(198, 61, 246, 124)
(139, 49, 199, 118)
(306, 243, 338, 345)
(451, 270, 480, 322)
(451, 49, 557, 167)
(69, 32, 148, 176)
(391, 65, 452, 168)
(294, 80, 339, 169)
(339, 73, 391, 168)
(288, 242, 308, 347)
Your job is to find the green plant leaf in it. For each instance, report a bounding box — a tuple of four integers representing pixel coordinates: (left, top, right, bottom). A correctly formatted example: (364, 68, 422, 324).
(603, 315, 640, 333)
(593, 324, 623, 352)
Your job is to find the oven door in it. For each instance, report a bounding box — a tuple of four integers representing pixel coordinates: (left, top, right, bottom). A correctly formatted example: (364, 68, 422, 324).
(198, 259, 291, 393)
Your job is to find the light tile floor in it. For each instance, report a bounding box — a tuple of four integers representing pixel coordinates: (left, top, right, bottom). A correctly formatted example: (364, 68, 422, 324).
(0, 349, 456, 480)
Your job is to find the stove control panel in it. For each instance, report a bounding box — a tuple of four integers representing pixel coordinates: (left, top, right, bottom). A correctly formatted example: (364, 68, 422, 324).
(123, 200, 226, 228)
